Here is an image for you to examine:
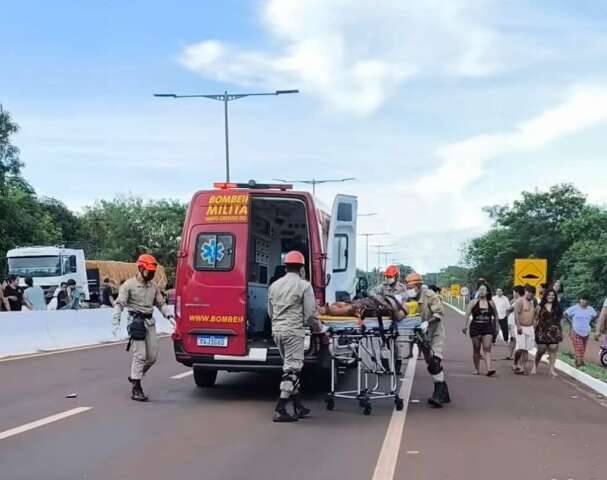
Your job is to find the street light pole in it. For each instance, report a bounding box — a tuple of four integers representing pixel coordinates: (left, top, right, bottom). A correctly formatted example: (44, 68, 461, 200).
(154, 89, 299, 182)
(372, 243, 396, 282)
(358, 232, 388, 275)
(223, 92, 230, 182)
(273, 177, 355, 196)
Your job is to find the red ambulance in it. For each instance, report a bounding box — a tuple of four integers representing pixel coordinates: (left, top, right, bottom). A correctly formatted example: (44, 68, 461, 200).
(172, 181, 358, 387)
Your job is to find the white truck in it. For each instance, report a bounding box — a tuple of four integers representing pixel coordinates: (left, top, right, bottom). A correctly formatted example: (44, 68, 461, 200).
(7, 246, 90, 303)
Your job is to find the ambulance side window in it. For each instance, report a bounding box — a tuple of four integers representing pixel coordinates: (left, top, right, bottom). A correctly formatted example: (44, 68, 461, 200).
(194, 233, 235, 271)
(333, 234, 348, 272)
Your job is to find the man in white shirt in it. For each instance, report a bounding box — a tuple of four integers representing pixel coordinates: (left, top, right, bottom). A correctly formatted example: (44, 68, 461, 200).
(493, 288, 511, 343)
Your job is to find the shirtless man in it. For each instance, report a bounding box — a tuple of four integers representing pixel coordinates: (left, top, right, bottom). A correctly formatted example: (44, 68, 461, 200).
(513, 285, 536, 374)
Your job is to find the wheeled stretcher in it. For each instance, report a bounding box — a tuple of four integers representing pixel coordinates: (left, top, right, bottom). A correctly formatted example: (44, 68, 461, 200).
(319, 313, 422, 415)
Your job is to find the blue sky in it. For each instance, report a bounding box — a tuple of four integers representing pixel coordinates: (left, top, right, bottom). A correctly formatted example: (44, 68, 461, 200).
(2, 0, 607, 273)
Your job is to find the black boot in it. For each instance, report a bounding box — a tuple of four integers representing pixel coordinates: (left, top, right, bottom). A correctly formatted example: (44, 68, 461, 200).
(273, 398, 298, 423)
(395, 359, 403, 376)
(427, 382, 443, 408)
(292, 394, 311, 419)
(131, 379, 149, 402)
(439, 381, 451, 404)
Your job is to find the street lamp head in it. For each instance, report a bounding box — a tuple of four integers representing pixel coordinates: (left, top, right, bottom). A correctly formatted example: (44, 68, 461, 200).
(276, 89, 299, 94)
(153, 93, 177, 98)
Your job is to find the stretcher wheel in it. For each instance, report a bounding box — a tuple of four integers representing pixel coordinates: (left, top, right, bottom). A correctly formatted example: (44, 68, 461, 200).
(395, 398, 404, 411)
(363, 403, 372, 416)
(325, 397, 335, 411)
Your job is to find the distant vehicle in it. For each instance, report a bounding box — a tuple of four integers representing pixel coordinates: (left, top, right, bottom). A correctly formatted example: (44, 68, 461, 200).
(7, 247, 168, 305)
(7, 246, 90, 303)
(173, 180, 357, 387)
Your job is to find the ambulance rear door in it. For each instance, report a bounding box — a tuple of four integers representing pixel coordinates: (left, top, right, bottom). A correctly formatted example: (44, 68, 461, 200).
(325, 194, 357, 303)
(178, 190, 250, 356)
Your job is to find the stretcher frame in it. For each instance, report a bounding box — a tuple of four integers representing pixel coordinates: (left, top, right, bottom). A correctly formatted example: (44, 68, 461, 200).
(321, 316, 419, 415)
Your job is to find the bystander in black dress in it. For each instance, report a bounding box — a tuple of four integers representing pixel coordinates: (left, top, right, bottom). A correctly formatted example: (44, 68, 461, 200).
(535, 306, 563, 345)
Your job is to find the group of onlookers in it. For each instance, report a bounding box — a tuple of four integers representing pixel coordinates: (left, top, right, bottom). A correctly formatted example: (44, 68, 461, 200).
(0, 275, 82, 311)
(463, 279, 606, 376)
(1, 275, 46, 311)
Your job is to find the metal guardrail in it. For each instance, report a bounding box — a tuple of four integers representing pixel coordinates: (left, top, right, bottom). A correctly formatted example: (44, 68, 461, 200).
(440, 294, 469, 312)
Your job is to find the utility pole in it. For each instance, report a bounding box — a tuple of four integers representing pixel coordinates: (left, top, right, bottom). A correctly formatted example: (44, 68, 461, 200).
(154, 89, 299, 182)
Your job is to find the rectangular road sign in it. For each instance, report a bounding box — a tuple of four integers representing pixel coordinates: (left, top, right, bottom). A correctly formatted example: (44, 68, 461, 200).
(450, 284, 461, 296)
(514, 258, 547, 288)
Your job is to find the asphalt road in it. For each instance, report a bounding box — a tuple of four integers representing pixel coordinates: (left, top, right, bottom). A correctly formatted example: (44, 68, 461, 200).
(0, 305, 605, 480)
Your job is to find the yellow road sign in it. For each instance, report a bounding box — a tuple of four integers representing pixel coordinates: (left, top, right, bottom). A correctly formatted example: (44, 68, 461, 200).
(514, 259, 547, 288)
(450, 284, 461, 296)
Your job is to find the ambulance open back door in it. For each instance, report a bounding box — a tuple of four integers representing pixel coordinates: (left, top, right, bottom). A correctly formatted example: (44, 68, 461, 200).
(325, 194, 358, 303)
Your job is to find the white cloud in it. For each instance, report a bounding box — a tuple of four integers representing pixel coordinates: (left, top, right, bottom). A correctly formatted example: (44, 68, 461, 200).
(179, 0, 501, 114)
(412, 85, 607, 198)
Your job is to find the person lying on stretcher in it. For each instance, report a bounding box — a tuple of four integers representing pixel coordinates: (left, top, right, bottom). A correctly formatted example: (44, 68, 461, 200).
(318, 294, 413, 325)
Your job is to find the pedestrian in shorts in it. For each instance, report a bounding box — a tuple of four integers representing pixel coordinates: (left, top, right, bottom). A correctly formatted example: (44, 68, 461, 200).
(513, 285, 537, 375)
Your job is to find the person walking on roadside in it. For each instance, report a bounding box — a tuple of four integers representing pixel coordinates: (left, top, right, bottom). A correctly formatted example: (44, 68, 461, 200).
(493, 288, 511, 344)
(513, 285, 537, 375)
(594, 296, 607, 342)
(463, 284, 499, 376)
(552, 281, 566, 308)
(23, 277, 46, 311)
(112, 254, 175, 402)
(564, 294, 597, 368)
(532, 288, 563, 377)
(506, 286, 524, 362)
(268, 251, 327, 422)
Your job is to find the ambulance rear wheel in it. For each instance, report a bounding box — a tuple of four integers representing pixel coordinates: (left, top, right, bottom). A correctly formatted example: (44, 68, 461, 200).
(193, 368, 217, 387)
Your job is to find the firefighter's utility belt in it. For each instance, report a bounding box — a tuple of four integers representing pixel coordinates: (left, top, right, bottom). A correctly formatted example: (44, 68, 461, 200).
(126, 311, 151, 350)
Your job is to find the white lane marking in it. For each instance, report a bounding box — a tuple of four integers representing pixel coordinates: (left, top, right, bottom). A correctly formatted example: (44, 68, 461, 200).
(0, 407, 92, 441)
(171, 370, 193, 379)
(371, 344, 418, 480)
(444, 302, 465, 315)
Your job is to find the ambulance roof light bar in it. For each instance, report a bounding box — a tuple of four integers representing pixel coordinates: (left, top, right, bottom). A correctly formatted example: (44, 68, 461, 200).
(213, 180, 293, 191)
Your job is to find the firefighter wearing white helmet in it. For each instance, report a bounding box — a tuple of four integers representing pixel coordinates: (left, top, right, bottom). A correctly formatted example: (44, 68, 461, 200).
(267, 250, 326, 422)
(405, 272, 451, 408)
(112, 254, 175, 402)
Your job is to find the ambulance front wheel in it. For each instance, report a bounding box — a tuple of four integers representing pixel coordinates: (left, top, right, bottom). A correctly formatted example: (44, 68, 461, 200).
(193, 368, 217, 387)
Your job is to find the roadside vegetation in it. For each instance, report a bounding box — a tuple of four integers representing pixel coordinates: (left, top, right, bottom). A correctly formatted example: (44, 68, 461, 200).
(0, 106, 185, 283)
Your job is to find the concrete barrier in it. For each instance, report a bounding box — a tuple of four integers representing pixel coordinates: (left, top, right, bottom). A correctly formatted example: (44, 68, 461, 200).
(0, 307, 174, 358)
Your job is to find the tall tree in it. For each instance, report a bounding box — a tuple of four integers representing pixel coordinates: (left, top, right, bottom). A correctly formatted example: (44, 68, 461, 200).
(465, 184, 587, 289)
(0, 106, 23, 195)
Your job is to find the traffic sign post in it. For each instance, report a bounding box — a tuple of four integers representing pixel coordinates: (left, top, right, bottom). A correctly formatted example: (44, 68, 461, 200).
(514, 259, 547, 289)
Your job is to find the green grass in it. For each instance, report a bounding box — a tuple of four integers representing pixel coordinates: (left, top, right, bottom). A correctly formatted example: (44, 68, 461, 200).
(558, 351, 607, 383)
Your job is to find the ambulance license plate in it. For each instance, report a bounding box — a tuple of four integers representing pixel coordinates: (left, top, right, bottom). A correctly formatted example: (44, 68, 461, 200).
(197, 335, 228, 348)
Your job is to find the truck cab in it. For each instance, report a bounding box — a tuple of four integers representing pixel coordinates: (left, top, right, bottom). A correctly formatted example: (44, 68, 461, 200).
(173, 181, 357, 387)
(7, 246, 90, 303)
